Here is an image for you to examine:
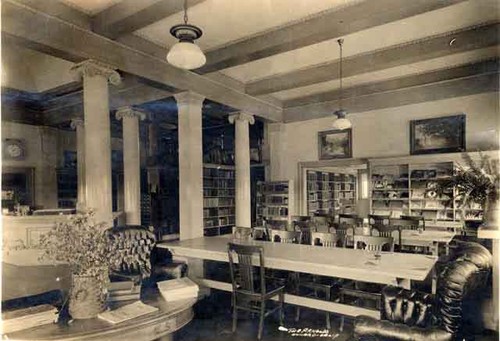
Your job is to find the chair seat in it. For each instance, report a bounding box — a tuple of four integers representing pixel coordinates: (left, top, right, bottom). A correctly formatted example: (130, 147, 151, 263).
(236, 282, 286, 300)
(354, 315, 452, 341)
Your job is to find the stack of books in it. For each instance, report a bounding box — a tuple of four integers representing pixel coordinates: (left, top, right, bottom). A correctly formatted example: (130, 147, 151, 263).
(108, 281, 141, 303)
(98, 301, 158, 324)
(2, 304, 58, 334)
(157, 277, 199, 302)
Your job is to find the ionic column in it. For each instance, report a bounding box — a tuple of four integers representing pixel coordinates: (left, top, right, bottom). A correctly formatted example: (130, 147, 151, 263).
(174, 92, 205, 240)
(229, 112, 255, 228)
(71, 60, 121, 225)
(116, 107, 145, 226)
(70, 118, 86, 210)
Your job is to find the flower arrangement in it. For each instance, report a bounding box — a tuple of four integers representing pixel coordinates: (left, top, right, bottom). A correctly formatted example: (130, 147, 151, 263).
(39, 210, 113, 278)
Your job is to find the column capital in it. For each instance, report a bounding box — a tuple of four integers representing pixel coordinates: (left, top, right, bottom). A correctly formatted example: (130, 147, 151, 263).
(70, 118, 84, 129)
(174, 91, 205, 107)
(228, 112, 255, 125)
(115, 106, 147, 121)
(71, 60, 121, 85)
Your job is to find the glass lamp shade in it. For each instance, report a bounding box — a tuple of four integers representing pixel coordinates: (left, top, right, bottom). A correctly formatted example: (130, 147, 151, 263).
(167, 41, 206, 70)
(332, 117, 352, 130)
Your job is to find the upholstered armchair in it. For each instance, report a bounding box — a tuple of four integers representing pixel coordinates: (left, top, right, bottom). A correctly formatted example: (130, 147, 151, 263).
(353, 242, 492, 341)
(107, 225, 187, 285)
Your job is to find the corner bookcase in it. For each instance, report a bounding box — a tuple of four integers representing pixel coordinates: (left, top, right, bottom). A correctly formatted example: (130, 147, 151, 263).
(256, 180, 294, 230)
(370, 161, 483, 222)
(306, 170, 357, 216)
(203, 164, 235, 236)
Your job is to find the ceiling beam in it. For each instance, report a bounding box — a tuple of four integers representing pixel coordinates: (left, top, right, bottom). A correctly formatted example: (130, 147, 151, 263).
(43, 82, 173, 125)
(284, 58, 499, 107)
(247, 22, 500, 96)
(284, 72, 499, 122)
(92, 0, 207, 39)
(196, 0, 467, 74)
(2, 0, 282, 122)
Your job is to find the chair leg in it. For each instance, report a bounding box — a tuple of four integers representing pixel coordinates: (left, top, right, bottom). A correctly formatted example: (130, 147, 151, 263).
(325, 288, 331, 330)
(340, 316, 345, 332)
(258, 301, 266, 340)
(232, 294, 237, 333)
(295, 306, 300, 322)
(279, 292, 285, 326)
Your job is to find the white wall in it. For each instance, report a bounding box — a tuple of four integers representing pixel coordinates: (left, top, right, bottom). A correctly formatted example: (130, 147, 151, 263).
(269, 92, 500, 214)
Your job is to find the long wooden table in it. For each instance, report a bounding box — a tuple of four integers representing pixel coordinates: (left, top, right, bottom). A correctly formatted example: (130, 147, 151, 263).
(158, 236, 437, 319)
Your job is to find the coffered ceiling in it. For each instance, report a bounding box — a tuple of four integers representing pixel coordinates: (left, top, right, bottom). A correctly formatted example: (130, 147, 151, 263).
(1, 0, 499, 126)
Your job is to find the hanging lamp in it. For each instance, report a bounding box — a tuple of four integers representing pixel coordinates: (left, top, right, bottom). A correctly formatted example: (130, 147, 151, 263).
(332, 38, 352, 130)
(166, 0, 206, 70)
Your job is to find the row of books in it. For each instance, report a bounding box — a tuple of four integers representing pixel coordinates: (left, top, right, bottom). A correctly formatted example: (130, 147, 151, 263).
(203, 179, 235, 188)
(203, 188, 235, 197)
(257, 207, 288, 216)
(203, 197, 235, 207)
(203, 168, 235, 178)
(307, 172, 356, 182)
(204, 216, 235, 227)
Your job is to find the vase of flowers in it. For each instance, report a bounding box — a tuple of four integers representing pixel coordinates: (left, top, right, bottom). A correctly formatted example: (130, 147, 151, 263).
(39, 210, 113, 319)
(437, 152, 499, 230)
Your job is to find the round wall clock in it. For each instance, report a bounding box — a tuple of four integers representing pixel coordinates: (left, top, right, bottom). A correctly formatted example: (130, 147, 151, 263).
(3, 139, 26, 160)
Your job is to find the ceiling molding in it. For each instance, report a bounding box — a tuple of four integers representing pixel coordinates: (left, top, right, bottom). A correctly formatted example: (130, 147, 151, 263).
(92, 0, 207, 39)
(247, 22, 500, 96)
(196, 0, 467, 74)
(284, 72, 499, 122)
(284, 58, 499, 107)
(2, 0, 283, 122)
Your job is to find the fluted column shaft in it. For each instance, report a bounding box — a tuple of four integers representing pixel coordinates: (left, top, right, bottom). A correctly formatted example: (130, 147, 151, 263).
(175, 92, 205, 240)
(116, 107, 145, 225)
(229, 112, 255, 228)
(72, 60, 120, 225)
(70, 119, 86, 210)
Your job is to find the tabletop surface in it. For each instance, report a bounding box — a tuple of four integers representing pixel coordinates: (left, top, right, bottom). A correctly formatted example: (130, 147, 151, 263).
(158, 236, 437, 283)
(4, 291, 196, 341)
(353, 227, 456, 244)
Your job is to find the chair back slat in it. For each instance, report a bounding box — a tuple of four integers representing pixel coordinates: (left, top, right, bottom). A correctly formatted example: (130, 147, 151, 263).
(353, 235, 394, 252)
(270, 229, 300, 244)
(311, 232, 339, 248)
(227, 243, 266, 295)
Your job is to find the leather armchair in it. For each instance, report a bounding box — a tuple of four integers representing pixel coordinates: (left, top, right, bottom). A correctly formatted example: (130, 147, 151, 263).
(353, 242, 492, 341)
(107, 225, 187, 285)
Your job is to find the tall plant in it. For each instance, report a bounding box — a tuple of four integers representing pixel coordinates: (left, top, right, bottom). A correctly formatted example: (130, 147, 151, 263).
(39, 210, 113, 279)
(437, 152, 499, 213)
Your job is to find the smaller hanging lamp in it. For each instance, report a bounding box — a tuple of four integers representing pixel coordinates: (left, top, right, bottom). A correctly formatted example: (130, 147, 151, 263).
(332, 38, 352, 130)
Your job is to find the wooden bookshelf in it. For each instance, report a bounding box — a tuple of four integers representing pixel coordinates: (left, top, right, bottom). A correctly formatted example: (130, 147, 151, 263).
(256, 180, 294, 229)
(306, 171, 357, 216)
(203, 164, 235, 236)
(370, 161, 484, 223)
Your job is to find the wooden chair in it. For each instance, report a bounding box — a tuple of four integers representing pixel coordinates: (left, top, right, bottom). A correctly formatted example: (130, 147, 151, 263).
(400, 215, 425, 230)
(227, 243, 285, 340)
(368, 214, 390, 226)
(341, 236, 395, 313)
(311, 232, 339, 248)
(339, 213, 362, 227)
(296, 232, 341, 329)
(353, 235, 394, 252)
(389, 218, 420, 231)
(270, 229, 300, 244)
(335, 225, 354, 248)
(371, 225, 401, 250)
(233, 226, 253, 240)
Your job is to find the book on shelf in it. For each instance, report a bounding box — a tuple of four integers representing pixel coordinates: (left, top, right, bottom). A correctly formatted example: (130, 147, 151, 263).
(157, 277, 199, 302)
(2, 304, 58, 334)
(98, 300, 158, 324)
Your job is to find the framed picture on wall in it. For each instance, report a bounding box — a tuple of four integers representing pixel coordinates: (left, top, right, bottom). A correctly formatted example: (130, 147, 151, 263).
(318, 129, 352, 159)
(410, 114, 465, 155)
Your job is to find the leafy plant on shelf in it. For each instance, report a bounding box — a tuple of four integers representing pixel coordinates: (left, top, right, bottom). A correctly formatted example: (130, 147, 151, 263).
(436, 152, 499, 218)
(39, 210, 113, 283)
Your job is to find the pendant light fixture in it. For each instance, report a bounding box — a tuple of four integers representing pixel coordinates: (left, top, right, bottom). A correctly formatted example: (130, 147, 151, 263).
(332, 38, 352, 130)
(166, 0, 206, 70)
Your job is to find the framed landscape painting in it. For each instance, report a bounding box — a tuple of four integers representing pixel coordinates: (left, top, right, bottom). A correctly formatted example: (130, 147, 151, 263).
(410, 114, 465, 155)
(318, 129, 352, 159)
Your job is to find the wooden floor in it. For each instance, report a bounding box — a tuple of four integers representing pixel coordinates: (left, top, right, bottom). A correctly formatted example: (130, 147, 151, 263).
(175, 291, 499, 341)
